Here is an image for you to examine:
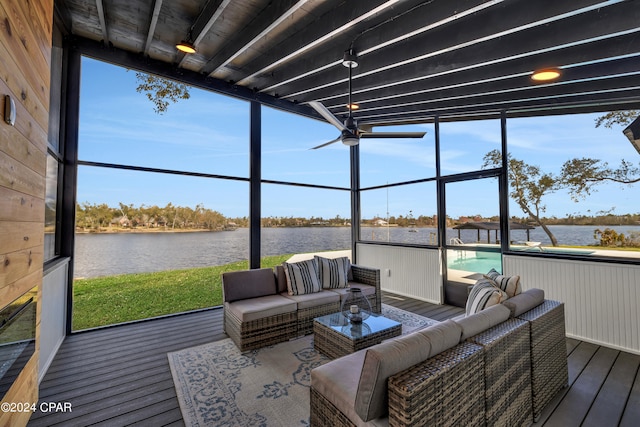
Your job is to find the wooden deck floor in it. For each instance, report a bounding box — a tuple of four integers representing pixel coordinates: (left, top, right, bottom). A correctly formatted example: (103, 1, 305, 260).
(29, 292, 639, 426)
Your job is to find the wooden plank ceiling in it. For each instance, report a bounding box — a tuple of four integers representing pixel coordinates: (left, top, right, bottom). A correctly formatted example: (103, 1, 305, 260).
(55, 0, 640, 126)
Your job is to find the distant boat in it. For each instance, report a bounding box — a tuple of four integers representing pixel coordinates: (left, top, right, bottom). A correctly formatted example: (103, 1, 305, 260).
(408, 228, 418, 232)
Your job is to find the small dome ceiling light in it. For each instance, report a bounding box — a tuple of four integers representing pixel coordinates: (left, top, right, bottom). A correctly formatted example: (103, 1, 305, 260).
(176, 40, 196, 54)
(531, 67, 562, 82)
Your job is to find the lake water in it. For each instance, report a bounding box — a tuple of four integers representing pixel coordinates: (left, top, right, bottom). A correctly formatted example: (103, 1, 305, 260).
(74, 225, 640, 278)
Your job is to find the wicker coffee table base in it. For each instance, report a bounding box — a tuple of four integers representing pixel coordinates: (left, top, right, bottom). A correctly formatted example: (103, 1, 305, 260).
(313, 316, 402, 359)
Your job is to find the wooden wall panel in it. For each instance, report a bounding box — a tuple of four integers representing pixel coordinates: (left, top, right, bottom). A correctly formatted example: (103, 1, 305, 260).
(0, 0, 53, 425)
(0, 0, 52, 108)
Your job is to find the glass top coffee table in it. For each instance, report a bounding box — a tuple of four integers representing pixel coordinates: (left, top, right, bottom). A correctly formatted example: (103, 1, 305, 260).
(313, 312, 402, 359)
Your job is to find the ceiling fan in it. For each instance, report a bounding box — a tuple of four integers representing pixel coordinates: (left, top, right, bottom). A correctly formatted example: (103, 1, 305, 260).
(309, 49, 426, 149)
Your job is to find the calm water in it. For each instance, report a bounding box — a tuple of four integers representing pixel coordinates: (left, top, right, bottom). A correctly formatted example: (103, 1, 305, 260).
(74, 225, 640, 278)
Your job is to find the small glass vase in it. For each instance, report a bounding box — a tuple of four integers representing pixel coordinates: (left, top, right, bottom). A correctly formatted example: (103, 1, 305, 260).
(340, 287, 372, 324)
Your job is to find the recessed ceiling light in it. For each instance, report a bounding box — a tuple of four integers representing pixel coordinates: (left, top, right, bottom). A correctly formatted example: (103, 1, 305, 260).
(176, 41, 196, 54)
(531, 68, 561, 82)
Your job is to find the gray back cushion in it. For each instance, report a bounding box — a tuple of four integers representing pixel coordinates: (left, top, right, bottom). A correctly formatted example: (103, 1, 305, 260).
(455, 303, 511, 340)
(275, 265, 288, 294)
(502, 288, 545, 317)
(222, 268, 277, 302)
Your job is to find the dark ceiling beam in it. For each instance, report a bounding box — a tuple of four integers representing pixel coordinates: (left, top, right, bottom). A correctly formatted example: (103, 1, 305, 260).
(275, 0, 633, 102)
(53, 0, 73, 35)
(333, 41, 640, 111)
(268, 0, 609, 98)
(200, 0, 310, 78)
(357, 74, 640, 120)
(95, 0, 109, 46)
(191, 0, 229, 45)
(362, 92, 640, 126)
(283, 3, 640, 108)
(349, 74, 640, 121)
(356, 82, 640, 124)
(177, 0, 231, 67)
(259, 0, 505, 94)
(71, 36, 321, 121)
(323, 44, 640, 116)
(143, 0, 163, 57)
(233, 0, 411, 87)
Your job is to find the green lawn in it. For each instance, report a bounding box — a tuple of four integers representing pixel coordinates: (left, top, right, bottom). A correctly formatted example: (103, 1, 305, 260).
(72, 254, 292, 330)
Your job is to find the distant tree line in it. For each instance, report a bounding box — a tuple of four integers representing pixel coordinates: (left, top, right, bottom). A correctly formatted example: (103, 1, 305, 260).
(76, 202, 238, 232)
(76, 203, 353, 231)
(76, 201, 640, 234)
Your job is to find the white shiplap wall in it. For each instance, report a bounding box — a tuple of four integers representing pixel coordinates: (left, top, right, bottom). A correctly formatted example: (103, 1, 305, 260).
(356, 244, 442, 304)
(504, 255, 640, 355)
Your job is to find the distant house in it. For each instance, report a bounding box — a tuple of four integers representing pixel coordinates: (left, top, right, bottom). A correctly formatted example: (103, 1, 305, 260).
(111, 216, 130, 227)
(374, 219, 388, 226)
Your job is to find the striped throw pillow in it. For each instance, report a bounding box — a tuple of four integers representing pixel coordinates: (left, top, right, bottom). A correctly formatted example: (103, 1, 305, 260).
(484, 268, 521, 298)
(466, 277, 509, 316)
(283, 259, 321, 295)
(315, 256, 350, 289)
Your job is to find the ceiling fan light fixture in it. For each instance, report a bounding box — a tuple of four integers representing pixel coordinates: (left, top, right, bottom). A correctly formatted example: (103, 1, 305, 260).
(342, 49, 358, 68)
(531, 67, 561, 82)
(176, 40, 196, 54)
(342, 135, 359, 146)
(341, 129, 359, 146)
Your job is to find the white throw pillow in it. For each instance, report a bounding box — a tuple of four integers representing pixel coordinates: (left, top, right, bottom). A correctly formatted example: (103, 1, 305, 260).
(484, 268, 521, 298)
(466, 277, 508, 316)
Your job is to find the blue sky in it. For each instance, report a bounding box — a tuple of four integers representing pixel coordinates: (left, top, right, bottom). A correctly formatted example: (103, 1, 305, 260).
(78, 57, 639, 220)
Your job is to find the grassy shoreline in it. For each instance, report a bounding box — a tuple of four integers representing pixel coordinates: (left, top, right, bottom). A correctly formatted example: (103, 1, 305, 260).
(72, 254, 292, 330)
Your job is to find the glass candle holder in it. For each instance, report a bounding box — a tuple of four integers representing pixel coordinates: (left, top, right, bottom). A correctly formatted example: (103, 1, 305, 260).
(340, 287, 372, 323)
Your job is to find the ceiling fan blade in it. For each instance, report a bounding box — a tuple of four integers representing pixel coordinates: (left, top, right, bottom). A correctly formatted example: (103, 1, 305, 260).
(359, 131, 426, 139)
(308, 101, 347, 131)
(310, 135, 342, 150)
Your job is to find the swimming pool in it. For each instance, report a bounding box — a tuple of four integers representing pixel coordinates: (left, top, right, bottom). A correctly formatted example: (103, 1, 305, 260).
(447, 250, 502, 274)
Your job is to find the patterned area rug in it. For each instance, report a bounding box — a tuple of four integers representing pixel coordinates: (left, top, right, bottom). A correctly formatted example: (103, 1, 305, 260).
(168, 304, 436, 426)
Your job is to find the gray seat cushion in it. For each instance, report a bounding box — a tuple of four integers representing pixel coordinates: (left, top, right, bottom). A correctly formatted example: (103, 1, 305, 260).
(281, 290, 340, 309)
(225, 294, 297, 322)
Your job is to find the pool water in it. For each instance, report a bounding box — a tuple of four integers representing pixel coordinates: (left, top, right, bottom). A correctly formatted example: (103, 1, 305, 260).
(447, 250, 502, 274)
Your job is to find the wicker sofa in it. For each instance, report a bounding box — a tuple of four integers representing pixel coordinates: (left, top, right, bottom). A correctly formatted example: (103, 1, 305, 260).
(222, 264, 381, 352)
(310, 289, 568, 427)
